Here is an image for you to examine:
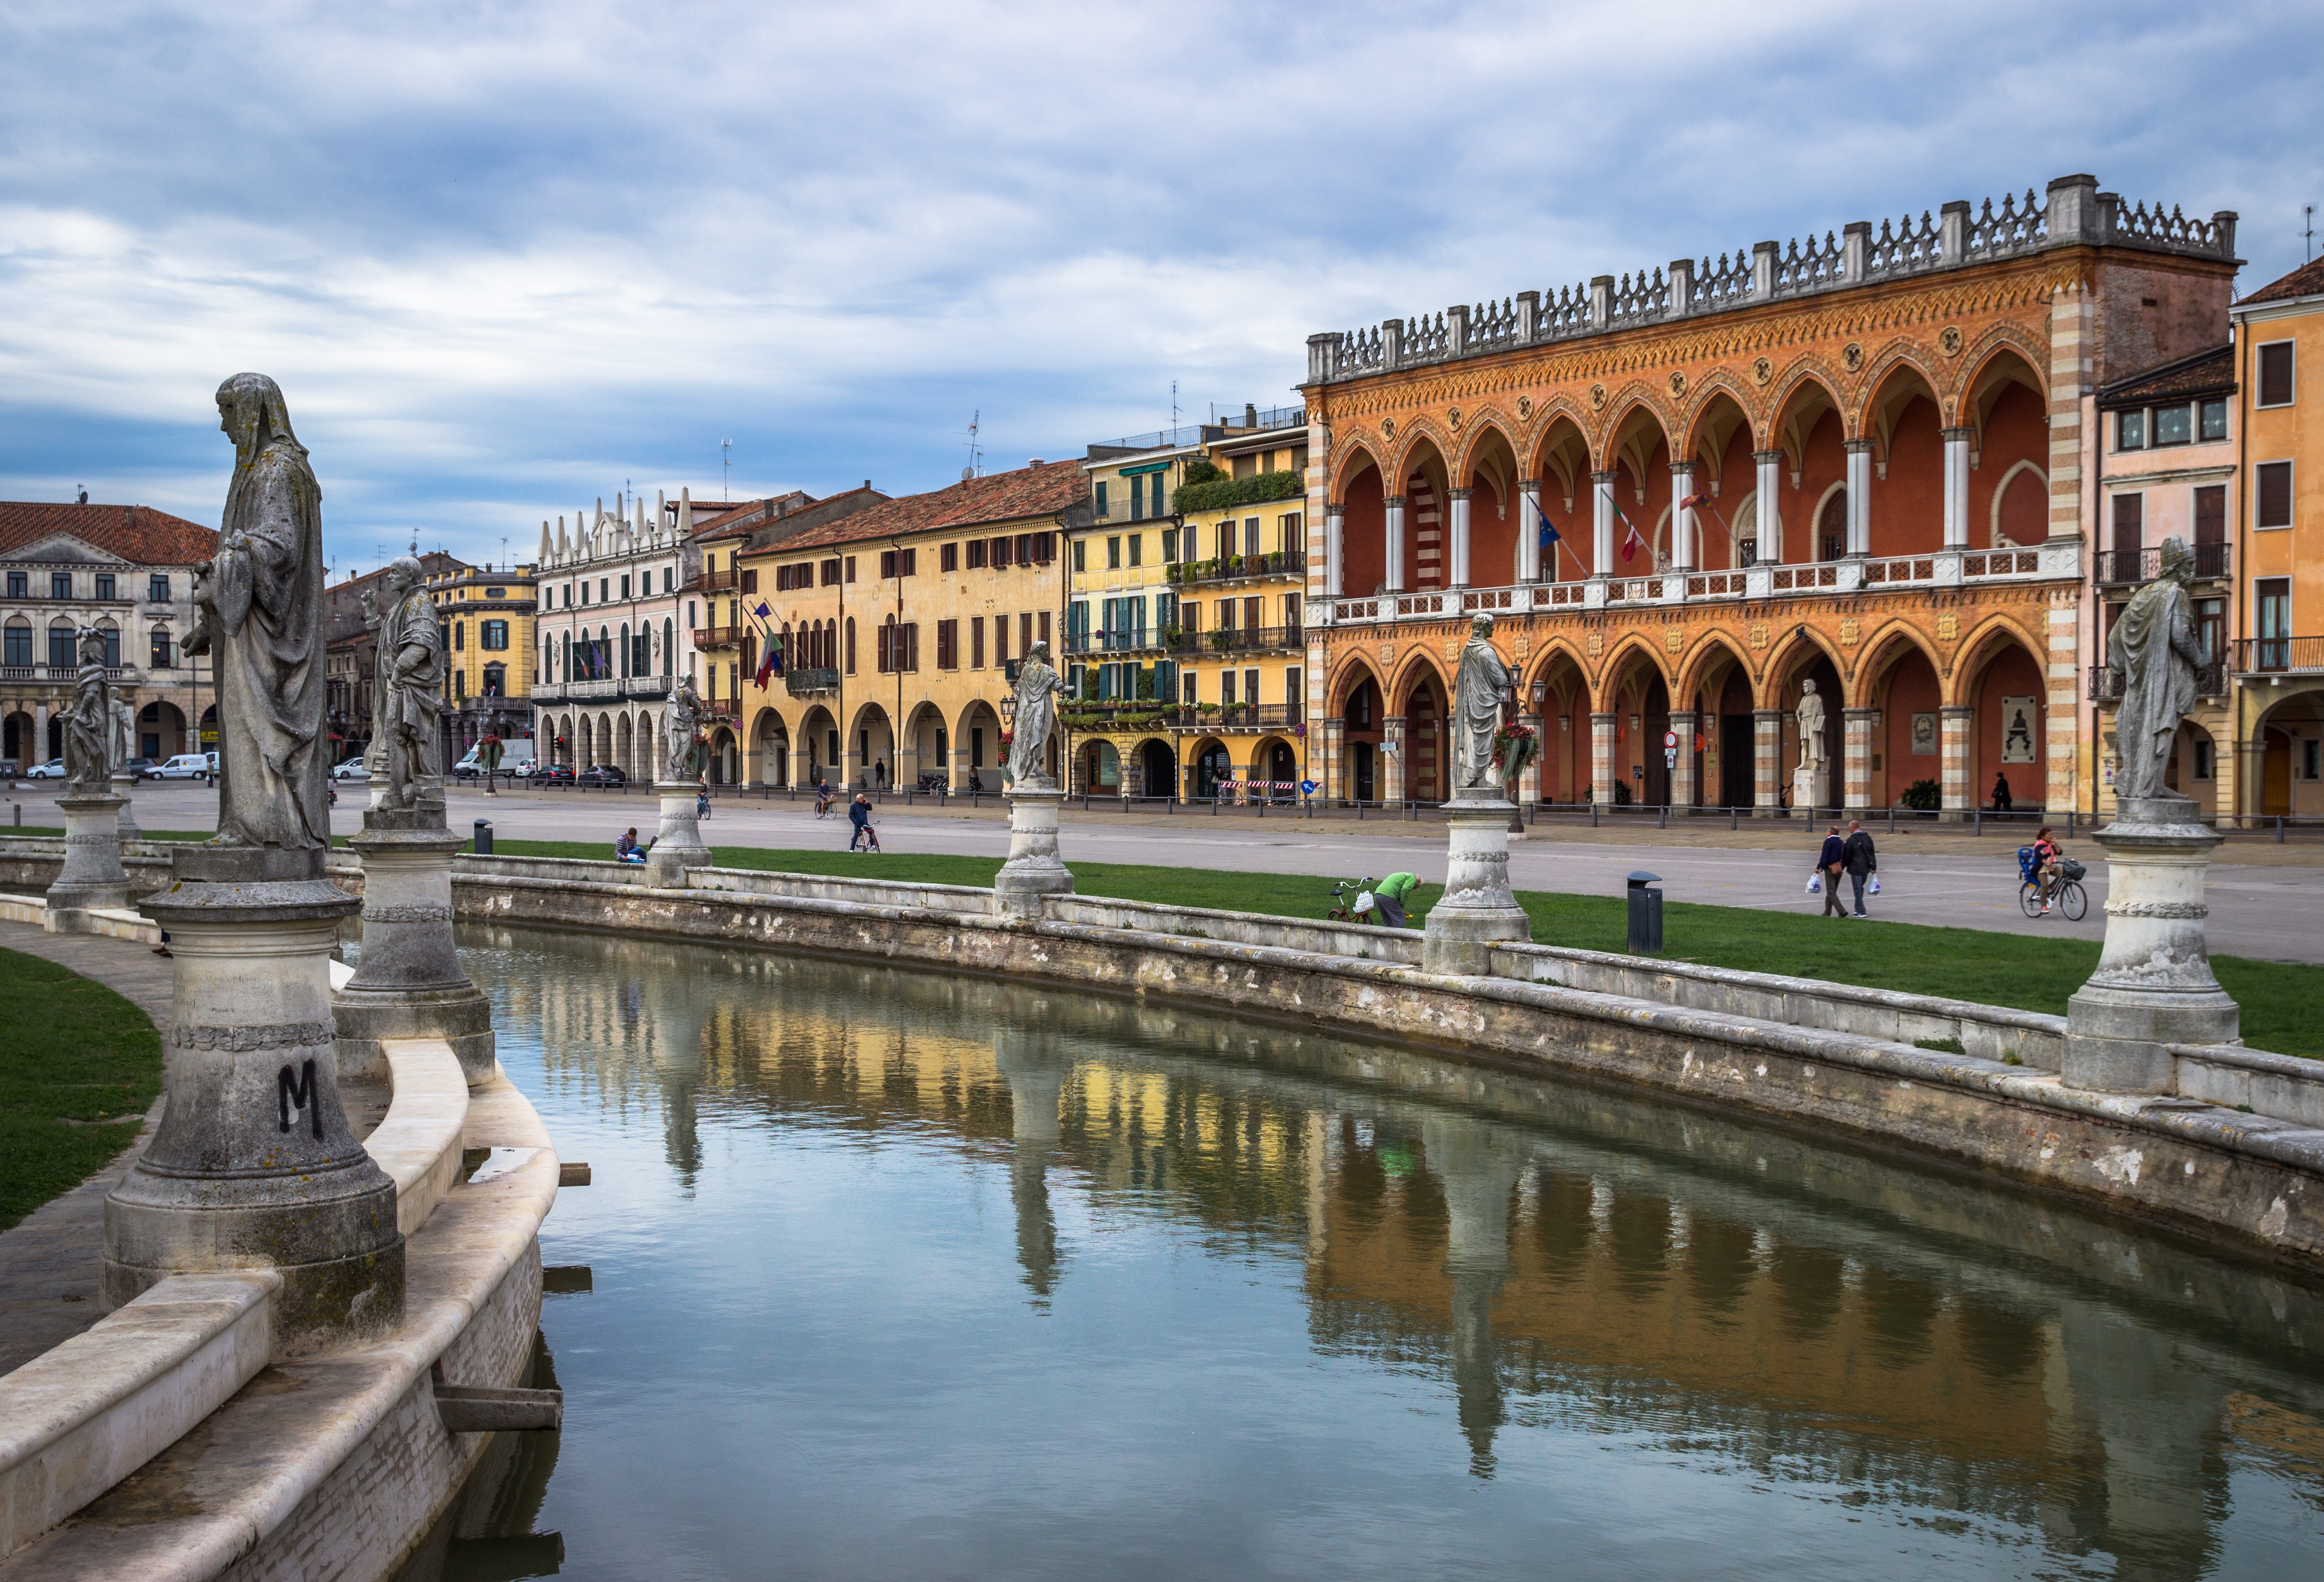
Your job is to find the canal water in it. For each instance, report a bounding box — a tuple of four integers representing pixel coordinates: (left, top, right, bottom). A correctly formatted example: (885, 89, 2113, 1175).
(406, 925, 2324, 1581)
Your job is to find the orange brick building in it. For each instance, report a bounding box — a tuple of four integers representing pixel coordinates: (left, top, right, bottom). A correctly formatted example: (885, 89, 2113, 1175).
(1298, 174, 2239, 817)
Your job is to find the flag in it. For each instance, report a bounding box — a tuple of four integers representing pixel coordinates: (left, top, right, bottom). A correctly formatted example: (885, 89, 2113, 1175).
(1679, 492, 1709, 512)
(1534, 496, 1560, 550)
(754, 642, 778, 689)
(1618, 509, 1647, 564)
(748, 600, 783, 685)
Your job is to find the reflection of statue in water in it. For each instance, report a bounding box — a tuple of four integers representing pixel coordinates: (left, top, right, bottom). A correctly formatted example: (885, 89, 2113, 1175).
(1795, 678, 1827, 768)
(663, 674, 706, 782)
(1423, 1114, 1524, 1479)
(63, 628, 112, 791)
(1451, 614, 1512, 794)
(2109, 536, 2201, 805)
(1007, 641, 1067, 790)
(187, 372, 331, 848)
(995, 1032, 1066, 1304)
(378, 556, 444, 809)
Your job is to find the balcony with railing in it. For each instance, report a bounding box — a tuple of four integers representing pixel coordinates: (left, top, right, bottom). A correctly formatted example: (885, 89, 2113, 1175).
(2235, 637, 2324, 676)
(703, 698, 742, 721)
(692, 626, 741, 649)
(1165, 625, 1304, 657)
(2094, 542, 2232, 586)
(1170, 703, 1301, 734)
(2089, 661, 2229, 700)
(1092, 493, 1171, 524)
(1168, 550, 1305, 586)
(626, 676, 671, 700)
(699, 568, 740, 593)
(1064, 629, 1165, 656)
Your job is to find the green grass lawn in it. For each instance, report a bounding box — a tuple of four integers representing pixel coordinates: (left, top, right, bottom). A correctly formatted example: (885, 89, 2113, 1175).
(0, 947, 163, 1231)
(485, 837, 2318, 1057)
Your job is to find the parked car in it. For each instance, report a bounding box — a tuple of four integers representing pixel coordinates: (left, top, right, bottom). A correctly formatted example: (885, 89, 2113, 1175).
(331, 758, 372, 782)
(577, 764, 627, 788)
(25, 758, 66, 780)
(150, 753, 215, 782)
(121, 757, 159, 781)
(534, 763, 576, 784)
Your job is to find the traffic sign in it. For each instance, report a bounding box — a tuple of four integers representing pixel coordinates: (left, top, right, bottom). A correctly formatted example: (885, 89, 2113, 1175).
(1663, 730, 1678, 748)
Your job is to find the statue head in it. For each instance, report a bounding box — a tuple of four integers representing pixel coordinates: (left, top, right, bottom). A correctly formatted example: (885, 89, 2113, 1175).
(2159, 534, 2194, 585)
(1027, 640, 1051, 666)
(386, 554, 423, 593)
(1801, 678, 1819, 697)
(77, 627, 105, 668)
(1470, 613, 1494, 641)
(214, 372, 301, 463)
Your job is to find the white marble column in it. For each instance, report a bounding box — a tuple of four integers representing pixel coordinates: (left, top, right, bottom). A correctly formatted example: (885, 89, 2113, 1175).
(1325, 506, 1345, 597)
(1382, 715, 1407, 804)
(1668, 710, 1698, 808)
(1669, 463, 1696, 571)
(1941, 427, 1972, 549)
(1517, 481, 1543, 582)
(1383, 497, 1407, 594)
(1589, 712, 1615, 804)
(1753, 449, 1784, 563)
(1844, 440, 1873, 557)
(1590, 471, 1616, 577)
(1447, 488, 1472, 587)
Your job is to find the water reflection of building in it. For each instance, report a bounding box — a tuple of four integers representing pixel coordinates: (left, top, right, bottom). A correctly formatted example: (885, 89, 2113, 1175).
(474, 928, 2324, 1579)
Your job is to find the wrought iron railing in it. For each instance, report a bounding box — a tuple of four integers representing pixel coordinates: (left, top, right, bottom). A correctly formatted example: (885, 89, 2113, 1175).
(1166, 625, 1303, 656)
(2235, 637, 2324, 674)
(784, 668, 840, 698)
(692, 626, 740, 649)
(2090, 661, 2228, 700)
(1168, 550, 1305, 585)
(2094, 542, 2231, 584)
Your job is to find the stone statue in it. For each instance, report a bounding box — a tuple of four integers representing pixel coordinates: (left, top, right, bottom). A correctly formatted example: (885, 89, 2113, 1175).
(63, 628, 111, 791)
(1795, 678, 1827, 768)
(2109, 535, 2202, 804)
(1007, 641, 1067, 789)
(360, 587, 390, 770)
(1451, 613, 1512, 793)
(378, 556, 444, 808)
(109, 694, 135, 774)
(663, 673, 706, 782)
(186, 373, 329, 848)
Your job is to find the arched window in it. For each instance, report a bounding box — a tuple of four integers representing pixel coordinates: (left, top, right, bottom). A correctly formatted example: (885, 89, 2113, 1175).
(96, 622, 119, 669)
(619, 622, 630, 678)
(561, 632, 571, 682)
(149, 624, 173, 669)
(482, 662, 506, 697)
(742, 630, 756, 679)
(662, 618, 674, 677)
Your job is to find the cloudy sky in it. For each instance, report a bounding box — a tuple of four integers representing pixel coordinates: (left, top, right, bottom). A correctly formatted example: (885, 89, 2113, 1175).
(2, 0, 2318, 572)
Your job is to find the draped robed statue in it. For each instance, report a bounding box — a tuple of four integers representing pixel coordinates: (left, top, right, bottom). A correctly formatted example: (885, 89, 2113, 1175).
(2109, 535, 2203, 804)
(63, 627, 113, 792)
(1007, 641, 1068, 790)
(185, 373, 331, 849)
(1452, 614, 1512, 794)
(378, 556, 445, 808)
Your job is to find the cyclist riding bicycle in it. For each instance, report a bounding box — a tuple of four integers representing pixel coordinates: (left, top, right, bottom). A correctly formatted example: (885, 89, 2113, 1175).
(2030, 825, 2064, 914)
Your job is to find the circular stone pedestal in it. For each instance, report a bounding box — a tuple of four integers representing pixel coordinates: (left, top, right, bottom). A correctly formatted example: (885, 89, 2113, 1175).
(1422, 795, 1531, 975)
(48, 791, 131, 925)
(644, 781, 712, 887)
(2063, 795, 2240, 1093)
(994, 786, 1072, 917)
(106, 844, 403, 1353)
(334, 808, 496, 1085)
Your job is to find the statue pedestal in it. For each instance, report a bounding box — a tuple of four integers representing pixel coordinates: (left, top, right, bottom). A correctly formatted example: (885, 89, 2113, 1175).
(1792, 760, 1828, 815)
(644, 781, 711, 888)
(1423, 793, 1532, 975)
(2063, 795, 2240, 1093)
(335, 806, 496, 1086)
(47, 791, 130, 929)
(113, 775, 141, 840)
(107, 845, 403, 1354)
(995, 786, 1073, 917)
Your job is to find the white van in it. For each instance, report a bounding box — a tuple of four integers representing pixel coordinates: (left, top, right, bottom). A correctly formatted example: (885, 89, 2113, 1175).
(454, 738, 536, 778)
(153, 753, 215, 782)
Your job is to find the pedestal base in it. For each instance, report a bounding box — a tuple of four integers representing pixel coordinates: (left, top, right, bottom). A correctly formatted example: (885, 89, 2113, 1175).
(47, 791, 130, 927)
(644, 782, 711, 888)
(336, 806, 496, 1085)
(108, 844, 403, 1354)
(1792, 761, 1829, 814)
(2063, 795, 2240, 1094)
(1423, 796, 1531, 975)
(995, 786, 1072, 917)
(113, 778, 141, 841)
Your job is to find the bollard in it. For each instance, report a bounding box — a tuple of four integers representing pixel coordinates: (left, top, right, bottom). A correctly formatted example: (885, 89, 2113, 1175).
(10, 802, 17, 827)
(1626, 870, 1664, 954)
(473, 818, 493, 855)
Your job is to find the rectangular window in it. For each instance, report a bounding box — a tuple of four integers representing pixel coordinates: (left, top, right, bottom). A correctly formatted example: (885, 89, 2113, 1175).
(994, 616, 1009, 666)
(1038, 610, 1051, 645)
(2117, 409, 2146, 450)
(2307, 740, 2323, 782)
(453, 623, 465, 651)
(2258, 341, 2295, 407)
(620, 575, 632, 600)
(1183, 671, 1197, 704)
(1221, 669, 1237, 705)
(2195, 595, 2224, 663)
(2111, 493, 2143, 556)
(150, 628, 172, 668)
(2195, 484, 2227, 545)
(6, 573, 24, 598)
(1162, 527, 1178, 563)
(901, 547, 916, 577)
(1218, 522, 1235, 560)
(2201, 399, 2229, 442)
(147, 573, 169, 601)
(2256, 577, 2292, 669)
(1217, 597, 1235, 631)
(992, 537, 1012, 570)
(1106, 536, 1121, 570)
(819, 559, 838, 585)
(1020, 612, 1034, 655)
(942, 542, 959, 573)
(968, 539, 988, 570)
(2257, 461, 2294, 529)
(880, 550, 897, 579)
(876, 622, 892, 673)
(937, 619, 958, 669)
(1071, 538, 1086, 573)
(48, 626, 73, 669)
(1287, 668, 1303, 724)
(50, 573, 70, 599)
(1094, 481, 1108, 518)
(971, 617, 986, 669)
(844, 556, 857, 583)
(2153, 404, 2191, 446)
(665, 568, 674, 593)
(599, 578, 608, 601)
(1128, 534, 1143, 568)
(2194, 737, 2214, 780)
(1244, 667, 1260, 706)
(481, 619, 509, 650)
(1244, 518, 1261, 559)
(903, 621, 918, 671)
(1283, 592, 1302, 629)
(1131, 474, 1145, 521)
(94, 573, 114, 600)
(1243, 595, 1261, 631)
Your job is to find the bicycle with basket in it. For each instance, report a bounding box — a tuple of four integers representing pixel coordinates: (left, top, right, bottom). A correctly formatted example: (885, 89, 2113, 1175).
(2016, 845, 2087, 920)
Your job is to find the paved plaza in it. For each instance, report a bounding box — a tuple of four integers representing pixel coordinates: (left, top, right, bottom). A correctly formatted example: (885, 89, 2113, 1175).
(51, 780, 2324, 963)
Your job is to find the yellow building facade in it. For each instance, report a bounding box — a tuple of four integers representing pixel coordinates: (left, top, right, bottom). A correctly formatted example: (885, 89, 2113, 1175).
(1068, 409, 1312, 800)
(429, 560, 539, 761)
(728, 462, 1087, 790)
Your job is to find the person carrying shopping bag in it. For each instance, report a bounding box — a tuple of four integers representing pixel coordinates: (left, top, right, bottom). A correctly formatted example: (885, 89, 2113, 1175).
(1842, 820, 1880, 919)
(1812, 824, 1848, 918)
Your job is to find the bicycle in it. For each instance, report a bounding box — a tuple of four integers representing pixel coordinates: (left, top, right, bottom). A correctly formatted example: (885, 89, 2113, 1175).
(696, 791, 713, 821)
(1327, 877, 1378, 924)
(2016, 848, 2087, 920)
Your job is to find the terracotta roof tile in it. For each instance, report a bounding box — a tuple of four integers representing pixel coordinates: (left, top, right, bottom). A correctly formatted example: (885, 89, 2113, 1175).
(747, 463, 1090, 558)
(2240, 256, 2324, 306)
(2098, 344, 2235, 405)
(0, 501, 218, 565)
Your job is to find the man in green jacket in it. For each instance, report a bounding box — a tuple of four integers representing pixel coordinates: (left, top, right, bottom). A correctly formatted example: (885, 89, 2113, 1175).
(1373, 871, 1420, 928)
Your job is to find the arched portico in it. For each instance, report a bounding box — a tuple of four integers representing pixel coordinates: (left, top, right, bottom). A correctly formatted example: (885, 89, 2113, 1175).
(753, 706, 790, 787)
(954, 699, 1002, 791)
(1390, 654, 1450, 804)
(849, 703, 893, 791)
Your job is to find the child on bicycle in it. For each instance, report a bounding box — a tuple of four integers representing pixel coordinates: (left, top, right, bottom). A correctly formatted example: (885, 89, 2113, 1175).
(2031, 826, 2064, 914)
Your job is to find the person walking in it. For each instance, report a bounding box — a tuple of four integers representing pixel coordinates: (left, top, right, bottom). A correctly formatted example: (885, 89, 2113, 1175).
(1992, 772, 2014, 812)
(1372, 871, 1420, 928)
(1814, 823, 1848, 918)
(1842, 819, 1879, 919)
(848, 792, 880, 852)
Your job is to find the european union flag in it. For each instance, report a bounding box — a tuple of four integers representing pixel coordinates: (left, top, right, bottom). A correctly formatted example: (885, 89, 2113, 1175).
(1535, 497, 1560, 548)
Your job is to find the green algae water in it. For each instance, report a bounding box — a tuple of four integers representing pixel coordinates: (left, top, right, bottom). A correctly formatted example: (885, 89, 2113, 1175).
(408, 925, 2324, 1581)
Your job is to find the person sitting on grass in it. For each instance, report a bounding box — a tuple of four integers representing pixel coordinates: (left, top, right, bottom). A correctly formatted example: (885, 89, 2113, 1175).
(615, 827, 650, 864)
(848, 793, 880, 853)
(1372, 871, 1419, 928)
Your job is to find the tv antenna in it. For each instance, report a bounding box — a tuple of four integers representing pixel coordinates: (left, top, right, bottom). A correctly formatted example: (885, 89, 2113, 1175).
(499, 536, 509, 572)
(963, 411, 983, 481)
(1171, 379, 1179, 435)
(2307, 204, 2316, 263)
(721, 441, 732, 501)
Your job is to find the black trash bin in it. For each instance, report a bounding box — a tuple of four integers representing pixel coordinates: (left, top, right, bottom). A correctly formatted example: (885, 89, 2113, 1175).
(473, 819, 494, 855)
(1626, 869, 1663, 954)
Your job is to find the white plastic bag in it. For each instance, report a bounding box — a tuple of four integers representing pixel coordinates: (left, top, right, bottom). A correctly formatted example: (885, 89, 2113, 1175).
(1868, 875, 1881, 896)
(1805, 873, 1822, 895)
(1352, 892, 1375, 915)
